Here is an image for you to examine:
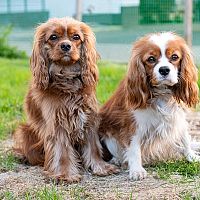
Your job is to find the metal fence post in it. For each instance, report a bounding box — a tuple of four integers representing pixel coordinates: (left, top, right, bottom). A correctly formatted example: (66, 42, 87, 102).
(7, 0, 11, 13)
(24, 0, 28, 12)
(184, 0, 193, 47)
(75, 0, 82, 21)
(41, 0, 46, 11)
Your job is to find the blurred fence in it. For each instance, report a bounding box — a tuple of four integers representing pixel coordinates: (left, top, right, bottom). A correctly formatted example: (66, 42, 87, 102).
(83, 0, 200, 63)
(0, 0, 200, 63)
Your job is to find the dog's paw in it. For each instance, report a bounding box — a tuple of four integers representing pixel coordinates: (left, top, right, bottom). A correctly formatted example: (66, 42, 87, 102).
(58, 174, 82, 183)
(92, 161, 120, 176)
(186, 151, 200, 162)
(45, 171, 82, 183)
(129, 167, 147, 181)
(191, 141, 200, 151)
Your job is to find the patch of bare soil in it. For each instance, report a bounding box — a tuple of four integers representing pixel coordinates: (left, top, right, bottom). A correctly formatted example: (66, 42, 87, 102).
(0, 111, 200, 199)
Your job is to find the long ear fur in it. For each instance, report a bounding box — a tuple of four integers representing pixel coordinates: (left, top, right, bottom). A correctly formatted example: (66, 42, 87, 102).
(125, 48, 150, 109)
(30, 24, 49, 90)
(173, 44, 199, 107)
(80, 22, 99, 86)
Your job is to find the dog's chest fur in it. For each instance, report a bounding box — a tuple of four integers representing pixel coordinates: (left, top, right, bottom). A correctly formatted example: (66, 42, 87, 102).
(133, 98, 186, 140)
(132, 97, 187, 163)
(49, 63, 83, 93)
(36, 63, 97, 143)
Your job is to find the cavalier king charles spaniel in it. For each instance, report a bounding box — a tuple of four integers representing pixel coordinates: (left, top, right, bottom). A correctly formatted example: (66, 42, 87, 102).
(13, 17, 118, 182)
(99, 32, 200, 181)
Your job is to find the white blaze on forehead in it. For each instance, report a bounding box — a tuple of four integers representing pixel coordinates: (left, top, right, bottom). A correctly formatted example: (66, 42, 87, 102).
(149, 32, 178, 86)
(149, 32, 175, 55)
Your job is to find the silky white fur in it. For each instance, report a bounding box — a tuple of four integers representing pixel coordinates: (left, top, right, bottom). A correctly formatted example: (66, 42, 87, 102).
(150, 33, 178, 86)
(102, 32, 200, 181)
(106, 96, 200, 180)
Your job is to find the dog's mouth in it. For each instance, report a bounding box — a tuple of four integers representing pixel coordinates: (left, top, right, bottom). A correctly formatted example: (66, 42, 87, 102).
(62, 54, 71, 60)
(158, 78, 178, 86)
(62, 52, 80, 63)
(56, 54, 76, 65)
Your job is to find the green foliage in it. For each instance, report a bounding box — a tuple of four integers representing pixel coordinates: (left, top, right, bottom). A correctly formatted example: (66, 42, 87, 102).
(181, 192, 200, 200)
(0, 185, 64, 200)
(0, 26, 27, 59)
(0, 58, 30, 139)
(25, 186, 64, 200)
(149, 159, 200, 180)
(97, 61, 127, 104)
(139, 0, 177, 24)
(0, 152, 18, 172)
(0, 59, 126, 139)
(0, 191, 16, 200)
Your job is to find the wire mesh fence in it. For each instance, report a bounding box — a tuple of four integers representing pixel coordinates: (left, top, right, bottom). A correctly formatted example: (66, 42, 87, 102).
(0, 0, 200, 63)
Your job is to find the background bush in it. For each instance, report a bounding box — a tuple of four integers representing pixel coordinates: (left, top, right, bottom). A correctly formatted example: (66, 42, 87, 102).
(0, 26, 27, 59)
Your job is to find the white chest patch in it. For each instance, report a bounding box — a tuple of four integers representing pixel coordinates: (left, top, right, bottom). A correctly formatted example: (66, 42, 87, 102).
(133, 99, 187, 142)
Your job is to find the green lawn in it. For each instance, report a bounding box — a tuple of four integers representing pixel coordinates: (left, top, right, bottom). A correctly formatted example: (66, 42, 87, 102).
(0, 58, 126, 139)
(1, 58, 200, 199)
(0, 57, 200, 140)
(0, 58, 30, 139)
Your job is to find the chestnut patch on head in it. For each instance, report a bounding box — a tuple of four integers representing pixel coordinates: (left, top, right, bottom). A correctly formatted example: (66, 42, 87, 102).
(166, 40, 182, 69)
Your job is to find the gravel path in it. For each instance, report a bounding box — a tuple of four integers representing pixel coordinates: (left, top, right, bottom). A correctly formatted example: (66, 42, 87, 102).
(0, 111, 200, 199)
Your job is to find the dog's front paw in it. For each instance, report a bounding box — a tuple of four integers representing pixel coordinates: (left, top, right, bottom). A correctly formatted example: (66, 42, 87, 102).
(129, 166, 147, 181)
(186, 151, 200, 162)
(191, 141, 200, 151)
(45, 171, 82, 183)
(92, 161, 120, 176)
(57, 174, 82, 183)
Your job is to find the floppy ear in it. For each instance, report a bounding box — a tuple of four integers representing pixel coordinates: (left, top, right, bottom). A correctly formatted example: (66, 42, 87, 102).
(173, 44, 199, 107)
(125, 48, 150, 109)
(30, 24, 49, 90)
(79, 22, 99, 86)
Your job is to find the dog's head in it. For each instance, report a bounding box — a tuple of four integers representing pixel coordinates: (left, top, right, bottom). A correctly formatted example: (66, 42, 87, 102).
(31, 17, 98, 90)
(126, 32, 199, 108)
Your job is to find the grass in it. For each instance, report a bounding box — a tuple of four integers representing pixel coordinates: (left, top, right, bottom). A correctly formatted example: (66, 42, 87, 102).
(1, 57, 200, 198)
(0, 58, 30, 139)
(25, 185, 64, 200)
(0, 152, 19, 172)
(0, 185, 93, 200)
(97, 61, 127, 104)
(0, 58, 126, 139)
(0, 185, 64, 200)
(149, 159, 200, 180)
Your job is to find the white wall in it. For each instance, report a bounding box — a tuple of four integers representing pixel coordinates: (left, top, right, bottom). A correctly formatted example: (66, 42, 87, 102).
(45, 0, 139, 18)
(0, 0, 139, 16)
(45, 0, 76, 17)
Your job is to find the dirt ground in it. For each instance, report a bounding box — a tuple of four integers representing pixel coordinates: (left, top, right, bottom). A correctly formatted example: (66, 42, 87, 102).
(1, 111, 200, 200)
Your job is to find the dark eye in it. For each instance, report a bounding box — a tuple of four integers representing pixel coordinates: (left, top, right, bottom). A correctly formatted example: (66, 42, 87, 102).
(147, 56, 156, 63)
(171, 54, 179, 61)
(72, 34, 80, 40)
(49, 34, 58, 41)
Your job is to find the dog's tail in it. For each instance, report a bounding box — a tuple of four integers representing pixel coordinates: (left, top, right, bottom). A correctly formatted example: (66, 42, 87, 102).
(13, 124, 44, 166)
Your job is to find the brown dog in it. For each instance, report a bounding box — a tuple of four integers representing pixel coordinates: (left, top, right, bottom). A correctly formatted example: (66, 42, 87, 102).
(14, 17, 118, 182)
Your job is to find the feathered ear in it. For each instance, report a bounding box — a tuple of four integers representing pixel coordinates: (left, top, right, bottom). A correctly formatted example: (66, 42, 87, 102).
(125, 48, 150, 109)
(30, 24, 49, 90)
(173, 44, 199, 107)
(80, 22, 99, 86)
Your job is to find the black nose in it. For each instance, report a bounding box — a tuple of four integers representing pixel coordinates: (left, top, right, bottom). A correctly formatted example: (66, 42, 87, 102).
(61, 43, 71, 52)
(159, 66, 170, 76)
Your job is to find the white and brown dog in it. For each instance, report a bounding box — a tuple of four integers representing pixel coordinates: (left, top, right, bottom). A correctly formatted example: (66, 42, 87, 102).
(99, 32, 200, 180)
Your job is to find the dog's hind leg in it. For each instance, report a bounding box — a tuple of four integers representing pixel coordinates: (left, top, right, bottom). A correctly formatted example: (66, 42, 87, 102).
(13, 124, 44, 166)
